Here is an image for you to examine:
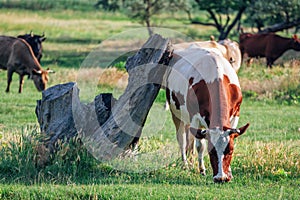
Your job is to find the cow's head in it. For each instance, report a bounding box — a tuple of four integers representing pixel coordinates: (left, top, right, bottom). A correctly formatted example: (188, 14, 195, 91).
(292, 35, 300, 51)
(18, 32, 46, 61)
(190, 123, 249, 183)
(31, 68, 54, 91)
(219, 39, 242, 72)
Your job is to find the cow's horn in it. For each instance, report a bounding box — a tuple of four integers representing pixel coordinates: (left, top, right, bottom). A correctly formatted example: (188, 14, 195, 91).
(47, 69, 55, 73)
(33, 69, 42, 74)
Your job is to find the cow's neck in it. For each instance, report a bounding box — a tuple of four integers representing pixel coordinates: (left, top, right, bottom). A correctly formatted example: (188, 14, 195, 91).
(207, 77, 230, 129)
(276, 37, 295, 55)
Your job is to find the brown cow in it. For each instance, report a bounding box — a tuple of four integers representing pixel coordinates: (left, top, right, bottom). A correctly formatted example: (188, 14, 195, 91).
(0, 36, 53, 93)
(239, 32, 300, 68)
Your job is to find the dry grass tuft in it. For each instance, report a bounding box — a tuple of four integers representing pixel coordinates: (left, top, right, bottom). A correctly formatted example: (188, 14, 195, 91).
(239, 60, 300, 101)
(98, 68, 128, 89)
(235, 140, 300, 178)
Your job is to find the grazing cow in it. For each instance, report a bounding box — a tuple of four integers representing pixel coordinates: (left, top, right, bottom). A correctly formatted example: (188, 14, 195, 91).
(0, 36, 53, 93)
(165, 45, 249, 182)
(17, 32, 46, 63)
(239, 32, 300, 68)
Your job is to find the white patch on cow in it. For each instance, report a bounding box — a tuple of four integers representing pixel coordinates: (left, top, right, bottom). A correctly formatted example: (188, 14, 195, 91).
(171, 46, 221, 84)
(230, 116, 239, 129)
(170, 45, 241, 87)
(214, 154, 228, 181)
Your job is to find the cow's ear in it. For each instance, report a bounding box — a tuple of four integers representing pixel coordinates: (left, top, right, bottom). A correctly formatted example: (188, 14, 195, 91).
(292, 34, 298, 40)
(190, 127, 207, 139)
(230, 123, 250, 138)
(46, 68, 55, 73)
(238, 123, 250, 135)
(40, 37, 46, 42)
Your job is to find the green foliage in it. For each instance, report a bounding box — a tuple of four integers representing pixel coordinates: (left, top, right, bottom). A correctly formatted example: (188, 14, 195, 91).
(113, 61, 126, 71)
(186, 28, 200, 39)
(0, 0, 95, 11)
(94, 0, 121, 11)
(244, 0, 300, 30)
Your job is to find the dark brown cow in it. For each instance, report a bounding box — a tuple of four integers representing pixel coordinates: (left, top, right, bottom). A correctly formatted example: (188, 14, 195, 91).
(0, 36, 53, 93)
(166, 45, 249, 182)
(239, 33, 300, 68)
(17, 32, 46, 63)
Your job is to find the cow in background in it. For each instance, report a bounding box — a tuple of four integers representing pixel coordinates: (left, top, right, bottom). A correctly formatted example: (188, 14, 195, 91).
(239, 32, 300, 68)
(166, 44, 249, 182)
(0, 36, 53, 93)
(18, 31, 46, 63)
(173, 39, 242, 72)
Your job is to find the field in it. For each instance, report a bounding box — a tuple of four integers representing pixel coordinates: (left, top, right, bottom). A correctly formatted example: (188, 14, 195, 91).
(0, 4, 300, 200)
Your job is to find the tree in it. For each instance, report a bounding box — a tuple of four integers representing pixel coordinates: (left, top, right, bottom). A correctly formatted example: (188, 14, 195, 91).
(244, 0, 300, 33)
(94, 0, 121, 11)
(95, 0, 193, 36)
(191, 0, 253, 40)
(123, 0, 168, 36)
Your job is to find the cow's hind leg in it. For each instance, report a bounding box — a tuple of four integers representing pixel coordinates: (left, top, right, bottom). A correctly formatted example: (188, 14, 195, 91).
(19, 74, 25, 93)
(171, 113, 188, 166)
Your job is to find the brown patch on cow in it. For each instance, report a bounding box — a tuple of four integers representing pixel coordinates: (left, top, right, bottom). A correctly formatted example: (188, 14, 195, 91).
(222, 135, 235, 179)
(223, 75, 242, 118)
(186, 80, 210, 125)
(207, 142, 218, 176)
(186, 75, 242, 129)
(171, 91, 185, 110)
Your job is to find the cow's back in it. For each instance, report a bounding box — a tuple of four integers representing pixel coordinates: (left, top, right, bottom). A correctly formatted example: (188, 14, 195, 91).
(166, 46, 240, 127)
(0, 36, 16, 69)
(239, 33, 273, 57)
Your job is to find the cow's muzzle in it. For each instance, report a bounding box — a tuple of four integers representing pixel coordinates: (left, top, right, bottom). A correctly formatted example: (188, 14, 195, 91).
(213, 173, 232, 183)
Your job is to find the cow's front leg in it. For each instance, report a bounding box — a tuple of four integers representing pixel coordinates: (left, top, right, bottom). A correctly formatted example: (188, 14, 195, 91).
(6, 68, 13, 93)
(19, 74, 25, 93)
(196, 138, 206, 175)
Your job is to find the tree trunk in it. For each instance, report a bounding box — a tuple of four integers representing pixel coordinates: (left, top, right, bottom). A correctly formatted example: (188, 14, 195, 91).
(35, 82, 116, 152)
(36, 34, 173, 162)
(259, 19, 300, 33)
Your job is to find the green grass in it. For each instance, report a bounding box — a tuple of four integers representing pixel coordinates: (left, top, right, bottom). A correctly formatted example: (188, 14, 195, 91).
(0, 6, 299, 200)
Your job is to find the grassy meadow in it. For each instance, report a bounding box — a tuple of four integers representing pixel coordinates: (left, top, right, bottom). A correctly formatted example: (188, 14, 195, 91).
(0, 4, 300, 199)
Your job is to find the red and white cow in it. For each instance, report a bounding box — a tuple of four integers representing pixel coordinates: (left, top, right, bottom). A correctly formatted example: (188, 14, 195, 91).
(165, 44, 249, 182)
